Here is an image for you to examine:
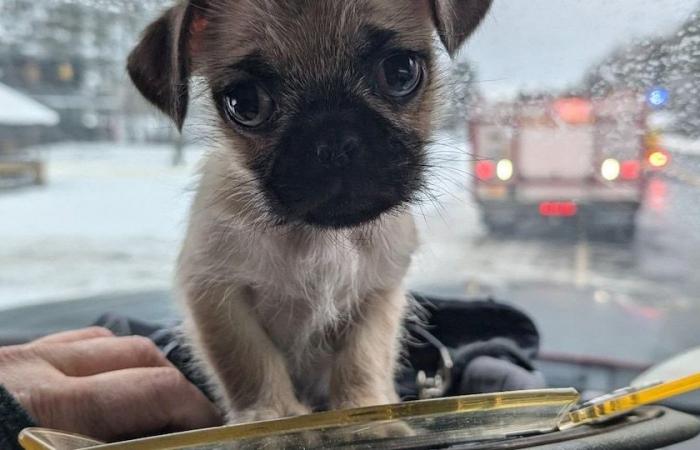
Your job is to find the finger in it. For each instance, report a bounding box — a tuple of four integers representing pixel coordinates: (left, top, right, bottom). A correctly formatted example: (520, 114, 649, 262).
(34, 327, 114, 344)
(75, 367, 222, 441)
(39, 335, 172, 377)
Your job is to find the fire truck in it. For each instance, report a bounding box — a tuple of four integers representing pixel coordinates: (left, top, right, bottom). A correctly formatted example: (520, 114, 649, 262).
(468, 93, 670, 239)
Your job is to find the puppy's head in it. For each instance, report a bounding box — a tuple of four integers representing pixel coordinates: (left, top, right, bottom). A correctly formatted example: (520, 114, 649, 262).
(128, 0, 491, 229)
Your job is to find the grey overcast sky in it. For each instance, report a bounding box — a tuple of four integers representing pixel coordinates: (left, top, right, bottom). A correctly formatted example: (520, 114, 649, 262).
(460, 0, 700, 97)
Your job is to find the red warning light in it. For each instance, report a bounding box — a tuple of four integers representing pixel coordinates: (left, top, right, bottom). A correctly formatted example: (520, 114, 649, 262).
(621, 160, 641, 180)
(552, 98, 594, 125)
(539, 201, 578, 217)
(475, 160, 496, 181)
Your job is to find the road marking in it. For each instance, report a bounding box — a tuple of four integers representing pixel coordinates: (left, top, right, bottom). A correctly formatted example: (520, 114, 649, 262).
(574, 233, 590, 288)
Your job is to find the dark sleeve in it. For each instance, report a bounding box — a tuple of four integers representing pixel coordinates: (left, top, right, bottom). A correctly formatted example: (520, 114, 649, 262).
(0, 384, 36, 450)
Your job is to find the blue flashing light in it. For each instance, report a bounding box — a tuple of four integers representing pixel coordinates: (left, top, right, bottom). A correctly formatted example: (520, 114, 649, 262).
(647, 87, 670, 108)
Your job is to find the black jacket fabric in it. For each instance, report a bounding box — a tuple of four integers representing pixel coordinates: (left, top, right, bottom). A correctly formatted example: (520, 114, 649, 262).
(0, 384, 35, 450)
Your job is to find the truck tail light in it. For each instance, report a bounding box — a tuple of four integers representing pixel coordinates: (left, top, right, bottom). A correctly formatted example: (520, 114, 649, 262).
(601, 158, 621, 181)
(496, 159, 514, 181)
(648, 150, 670, 168)
(621, 160, 641, 180)
(475, 160, 495, 181)
(539, 201, 578, 217)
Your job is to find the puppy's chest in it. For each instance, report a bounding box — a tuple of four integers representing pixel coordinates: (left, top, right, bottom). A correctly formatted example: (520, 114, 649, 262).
(248, 243, 366, 343)
(224, 222, 413, 355)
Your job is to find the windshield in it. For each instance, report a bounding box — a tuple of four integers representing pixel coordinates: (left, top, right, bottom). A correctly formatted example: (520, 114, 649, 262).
(1, 0, 699, 396)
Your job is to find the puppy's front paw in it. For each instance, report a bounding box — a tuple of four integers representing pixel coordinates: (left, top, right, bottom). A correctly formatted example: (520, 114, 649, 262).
(331, 392, 400, 411)
(229, 402, 312, 425)
(228, 403, 321, 450)
(331, 394, 416, 442)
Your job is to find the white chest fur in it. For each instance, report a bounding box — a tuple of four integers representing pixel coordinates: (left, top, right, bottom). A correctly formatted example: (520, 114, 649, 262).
(227, 221, 412, 348)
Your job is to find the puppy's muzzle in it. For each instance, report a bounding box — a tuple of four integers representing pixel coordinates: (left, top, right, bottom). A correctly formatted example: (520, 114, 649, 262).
(315, 133, 359, 169)
(264, 103, 421, 229)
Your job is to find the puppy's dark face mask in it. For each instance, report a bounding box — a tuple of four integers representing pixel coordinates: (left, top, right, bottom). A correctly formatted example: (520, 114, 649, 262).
(128, 0, 491, 229)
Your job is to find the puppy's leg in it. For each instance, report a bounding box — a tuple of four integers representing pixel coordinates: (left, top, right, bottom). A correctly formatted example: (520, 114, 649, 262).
(183, 283, 310, 423)
(329, 287, 407, 410)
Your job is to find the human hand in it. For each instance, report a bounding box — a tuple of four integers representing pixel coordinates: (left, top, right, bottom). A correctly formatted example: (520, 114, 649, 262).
(0, 327, 222, 442)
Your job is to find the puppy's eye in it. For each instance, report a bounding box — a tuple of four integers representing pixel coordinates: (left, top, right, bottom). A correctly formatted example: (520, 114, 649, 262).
(222, 81, 274, 128)
(377, 53, 422, 98)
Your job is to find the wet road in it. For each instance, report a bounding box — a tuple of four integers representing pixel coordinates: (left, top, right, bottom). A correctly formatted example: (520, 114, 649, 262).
(408, 150, 700, 366)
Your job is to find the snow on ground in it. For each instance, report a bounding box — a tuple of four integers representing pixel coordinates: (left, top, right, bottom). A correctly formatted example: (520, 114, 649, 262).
(0, 143, 204, 309)
(0, 134, 480, 310)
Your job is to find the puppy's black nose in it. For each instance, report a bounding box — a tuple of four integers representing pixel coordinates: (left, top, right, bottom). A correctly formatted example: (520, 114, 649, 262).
(316, 133, 361, 168)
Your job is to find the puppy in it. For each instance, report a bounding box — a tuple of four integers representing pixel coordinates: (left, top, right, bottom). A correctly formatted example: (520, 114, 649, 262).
(128, 0, 491, 423)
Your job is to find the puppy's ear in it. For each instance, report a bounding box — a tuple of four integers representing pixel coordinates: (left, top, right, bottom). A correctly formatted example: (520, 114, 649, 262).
(430, 0, 492, 57)
(127, 1, 206, 130)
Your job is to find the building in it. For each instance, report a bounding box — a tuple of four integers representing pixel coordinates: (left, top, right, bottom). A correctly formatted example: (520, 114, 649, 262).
(0, 81, 59, 185)
(0, 0, 173, 143)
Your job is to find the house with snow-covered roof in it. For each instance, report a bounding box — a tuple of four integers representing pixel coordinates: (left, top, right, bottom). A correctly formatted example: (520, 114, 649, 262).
(0, 82, 58, 186)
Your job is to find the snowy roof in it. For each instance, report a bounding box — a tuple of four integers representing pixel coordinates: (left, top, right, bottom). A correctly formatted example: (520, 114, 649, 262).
(0, 82, 59, 126)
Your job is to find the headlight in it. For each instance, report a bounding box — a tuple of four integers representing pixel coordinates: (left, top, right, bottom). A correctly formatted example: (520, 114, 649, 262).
(601, 158, 621, 181)
(496, 159, 514, 181)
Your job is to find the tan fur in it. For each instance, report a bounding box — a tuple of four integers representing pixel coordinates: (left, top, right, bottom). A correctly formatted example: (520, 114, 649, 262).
(179, 1, 432, 421)
(128, 0, 491, 423)
(179, 150, 418, 419)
